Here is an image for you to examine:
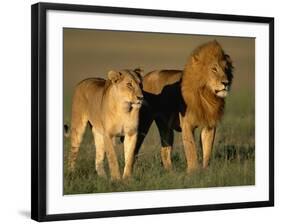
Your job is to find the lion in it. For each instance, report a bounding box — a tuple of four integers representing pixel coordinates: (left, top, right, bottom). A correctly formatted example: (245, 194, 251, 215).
(135, 40, 233, 172)
(67, 68, 144, 180)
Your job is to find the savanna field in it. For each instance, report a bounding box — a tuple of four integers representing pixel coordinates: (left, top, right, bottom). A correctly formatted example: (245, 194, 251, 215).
(63, 90, 255, 194)
(63, 29, 255, 195)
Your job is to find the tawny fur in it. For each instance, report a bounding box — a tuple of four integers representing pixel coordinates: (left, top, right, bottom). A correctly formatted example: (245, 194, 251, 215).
(136, 40, 233, 172)
(68, 68, 144, 180)
(181, 40, 233, 127)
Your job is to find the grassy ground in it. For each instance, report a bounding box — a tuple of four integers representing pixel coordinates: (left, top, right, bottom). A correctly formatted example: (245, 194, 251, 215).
(63, 90, 255, 194)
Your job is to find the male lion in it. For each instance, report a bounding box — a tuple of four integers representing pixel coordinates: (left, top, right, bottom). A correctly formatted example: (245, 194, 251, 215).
(67, 68, 144, 180)
(136, 40, 233, 172)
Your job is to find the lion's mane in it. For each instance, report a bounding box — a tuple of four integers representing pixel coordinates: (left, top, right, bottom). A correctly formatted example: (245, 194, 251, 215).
(181, 40, 233, 127)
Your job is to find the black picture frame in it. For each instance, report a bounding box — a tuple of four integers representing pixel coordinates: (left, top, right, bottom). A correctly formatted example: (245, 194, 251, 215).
(31, 2, 274, 222)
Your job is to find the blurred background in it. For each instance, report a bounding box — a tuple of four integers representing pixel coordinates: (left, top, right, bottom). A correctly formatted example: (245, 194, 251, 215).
(63, 28, 254, 97)
(63, 28, 255, 194)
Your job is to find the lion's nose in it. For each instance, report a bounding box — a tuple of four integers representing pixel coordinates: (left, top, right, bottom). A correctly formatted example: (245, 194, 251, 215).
(222, 80, 229, 86)
(137, 96, 144, 101)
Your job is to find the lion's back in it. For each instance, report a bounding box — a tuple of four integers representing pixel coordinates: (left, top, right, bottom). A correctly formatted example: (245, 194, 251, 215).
(143, 70, 182, 94)
(76, 77, 106, 94)
(71, 78, 107, 122)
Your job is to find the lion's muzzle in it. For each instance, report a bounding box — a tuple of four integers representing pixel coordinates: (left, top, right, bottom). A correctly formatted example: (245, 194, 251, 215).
(215, 88, 228, 98)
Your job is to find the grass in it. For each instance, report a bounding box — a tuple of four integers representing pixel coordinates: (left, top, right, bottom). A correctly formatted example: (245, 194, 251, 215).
(63, 90, 255, 195)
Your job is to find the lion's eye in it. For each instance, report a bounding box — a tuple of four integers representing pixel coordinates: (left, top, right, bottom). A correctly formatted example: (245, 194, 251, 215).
(127, 83, 133, 88)
(212, 67, 218, 73)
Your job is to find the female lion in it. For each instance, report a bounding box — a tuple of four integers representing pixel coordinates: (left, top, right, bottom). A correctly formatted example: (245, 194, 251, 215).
(67, 68, 144, 180)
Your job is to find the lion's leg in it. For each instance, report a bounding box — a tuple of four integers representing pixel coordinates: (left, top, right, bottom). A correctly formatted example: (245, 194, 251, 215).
(160, 146, 173, 171)
(104, 135, 121, 181)
(201, 127, 216, 168)
(68, 115, 87, 172)
(155, 118, 174, 170)
(180, 116, 199, 173)
(134, 106, 154, 156)
(92, 129, 106, 178)
(123, 133, 138, 179)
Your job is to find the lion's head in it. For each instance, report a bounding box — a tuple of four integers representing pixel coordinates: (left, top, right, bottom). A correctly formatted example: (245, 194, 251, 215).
(107, 68, 144, 108)
(181, 40, 233, 127)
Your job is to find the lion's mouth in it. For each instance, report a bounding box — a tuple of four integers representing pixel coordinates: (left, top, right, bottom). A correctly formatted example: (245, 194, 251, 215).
(132, 100, 143, 105)
(215, 88, 228, 98)
(126, 100, 143, 109)
(215, 89, 226, 93)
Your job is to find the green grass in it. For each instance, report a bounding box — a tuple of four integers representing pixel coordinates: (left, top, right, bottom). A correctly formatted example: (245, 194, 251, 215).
(63, 90, 255, 195)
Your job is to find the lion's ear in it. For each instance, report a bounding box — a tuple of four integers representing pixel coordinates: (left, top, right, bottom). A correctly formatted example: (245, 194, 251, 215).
(134, 67, 144, 77)
(191, 54, 200, 64)
(133, 67, 144, 83)
(108, 70, 121, 83)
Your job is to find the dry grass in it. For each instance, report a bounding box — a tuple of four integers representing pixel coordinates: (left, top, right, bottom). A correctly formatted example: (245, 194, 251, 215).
(63, 90, 255, 195)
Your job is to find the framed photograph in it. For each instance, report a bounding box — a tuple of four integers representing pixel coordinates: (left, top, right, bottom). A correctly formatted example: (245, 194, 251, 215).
(31, 2, 274, 222)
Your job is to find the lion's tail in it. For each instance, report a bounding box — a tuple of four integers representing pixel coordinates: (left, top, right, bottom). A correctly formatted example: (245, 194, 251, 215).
(64, 124, 70, 138)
